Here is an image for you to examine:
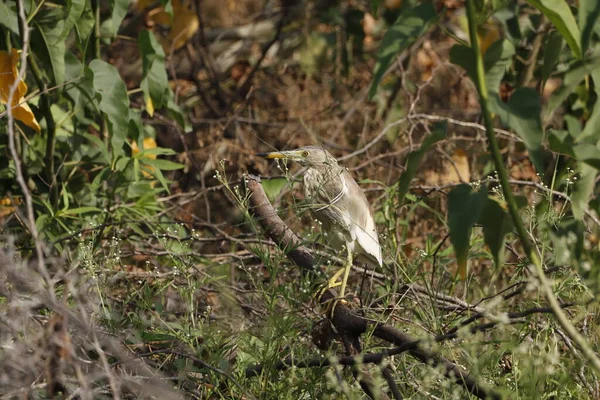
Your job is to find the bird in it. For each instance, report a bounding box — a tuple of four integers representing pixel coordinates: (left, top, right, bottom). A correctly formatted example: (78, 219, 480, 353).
(257, 145, 382, 307)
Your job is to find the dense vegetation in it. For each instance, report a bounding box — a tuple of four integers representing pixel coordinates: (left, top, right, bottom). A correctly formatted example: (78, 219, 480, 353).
(1, 0, 600, 398)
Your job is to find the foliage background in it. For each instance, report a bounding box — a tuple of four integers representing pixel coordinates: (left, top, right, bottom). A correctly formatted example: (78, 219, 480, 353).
(1, 0, 600, 398)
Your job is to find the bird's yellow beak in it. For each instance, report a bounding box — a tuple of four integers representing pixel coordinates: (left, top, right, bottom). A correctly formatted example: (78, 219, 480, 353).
(256, 150, 302, 160)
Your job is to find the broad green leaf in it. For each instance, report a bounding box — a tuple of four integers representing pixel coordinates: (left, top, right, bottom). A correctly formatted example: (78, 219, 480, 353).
(541, 31, 564, 87)
(526, 0, 582, 59)
(75, 5, 95, 43)
(449, 44, 476, 84)
(483, 39, 515, 93)
(448, 184, 488, 279)
(576, 69, 600, 143)
(139, 30, 169, 115)
(547, 129, 575, 156)
(571, 164, 597, 220)
(478, 196, 513, 267)
(574, 143, 600, 169)
(0, 1, 19, 34)
(396, 121, 447, 205)
(450, 39, 515, 94)
(102, 0, 129, 37)
(369, 3, 437, 98)
(489, 89, 544, 173)
(579, 0, 600, 53)
(32, 9, 66, 85)
(261, 177, 288, 202)
(58, 0, 85, 42)
(88, 60, 130, 158)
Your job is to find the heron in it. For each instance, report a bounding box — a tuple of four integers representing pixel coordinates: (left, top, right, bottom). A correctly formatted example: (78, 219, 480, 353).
(257, 145, 382, 308)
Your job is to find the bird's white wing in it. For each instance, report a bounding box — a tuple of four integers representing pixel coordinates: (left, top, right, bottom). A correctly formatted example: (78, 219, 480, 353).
(341, 171, 382, 266)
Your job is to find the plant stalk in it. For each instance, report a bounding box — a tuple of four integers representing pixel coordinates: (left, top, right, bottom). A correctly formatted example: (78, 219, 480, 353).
(465, 0, 600, 373)
(16, 0, 58, 208)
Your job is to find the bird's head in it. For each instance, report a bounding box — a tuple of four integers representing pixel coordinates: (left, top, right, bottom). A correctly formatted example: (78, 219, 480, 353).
(257, 146, 338, 168)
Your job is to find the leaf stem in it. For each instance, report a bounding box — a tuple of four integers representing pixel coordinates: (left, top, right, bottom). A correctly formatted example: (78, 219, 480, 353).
(465, 0, 600, 373)
(16, 0, 58, 208)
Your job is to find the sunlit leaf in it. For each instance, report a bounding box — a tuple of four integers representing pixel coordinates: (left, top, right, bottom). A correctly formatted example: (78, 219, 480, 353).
(0, 1, 18, 34)
(369, 2, 437, 98)
(88, 60, 130, 158)
(261, 177, 288, 202)
(526, 0, 582, 59)
(448, 184, 488, 279)
(59, 0, 86, 42)
(0, 49, 41, 132)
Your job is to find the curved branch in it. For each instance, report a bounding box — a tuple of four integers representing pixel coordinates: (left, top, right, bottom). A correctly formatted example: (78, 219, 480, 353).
(243, 174, 501, 400)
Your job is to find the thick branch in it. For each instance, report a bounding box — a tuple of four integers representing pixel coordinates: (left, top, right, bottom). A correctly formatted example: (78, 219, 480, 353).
(243, 174, 501, 400)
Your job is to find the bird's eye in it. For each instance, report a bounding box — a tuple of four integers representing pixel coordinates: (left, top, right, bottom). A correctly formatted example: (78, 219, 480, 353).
(302, 150, 309, 157)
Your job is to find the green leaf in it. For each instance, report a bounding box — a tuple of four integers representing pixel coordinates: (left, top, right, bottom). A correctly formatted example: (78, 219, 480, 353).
(60, 206, 103, 215)
(483, 39, 516, 93)
(541, 31, 564, 87)
(32, 9, 66, 85)
(102, 0, 129, 37)
(544, 55, 600, 121)
(579, 0, 600, 53)
(576, 69, 600, 143)
(547, 129, 575, 156)
(450, 39, 515, 94)
(526, 0, 582, 59)
(88, 60, 130, 158)
(489, 89, 544, 173)
(574, 143, 600, 169)
(571, 164, 597, 220)
(0, 1, 19, 34)
(75, 4, 95, 43)
(478, 196, 513, 267)
(143, 158, 184, 171)
(448, 184, 488, 279)
(127, 181, 154, 199)
(261, 177, 288, 202)
(58, 0, 85, 42)
(369, 3, 437, 98)
(137, 147, 177, 157)
(396, 121, 447, 205)
(548, 219, 584, 266)
(138, 29, 169, 113)
(449, 44, 476, 84)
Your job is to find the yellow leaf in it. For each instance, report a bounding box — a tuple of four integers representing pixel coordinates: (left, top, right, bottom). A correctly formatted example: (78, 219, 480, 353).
(0, 49, 41, 132)
(131, 137, 158, 181)
(145, 93, 155, 117)
(146, 0, 199, 52)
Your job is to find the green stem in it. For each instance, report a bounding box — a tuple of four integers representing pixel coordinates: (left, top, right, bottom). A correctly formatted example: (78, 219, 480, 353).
(465, 0, 600, 373)
(16, 0, 58, 207)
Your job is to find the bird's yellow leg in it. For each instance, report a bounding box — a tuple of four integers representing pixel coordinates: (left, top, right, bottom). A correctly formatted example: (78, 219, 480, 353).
(328, 246, 353, 300)
(319, 246, 353, 316)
